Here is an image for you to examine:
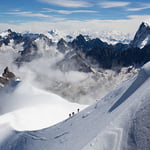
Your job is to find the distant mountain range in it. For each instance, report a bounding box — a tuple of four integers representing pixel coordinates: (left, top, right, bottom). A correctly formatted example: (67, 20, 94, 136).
(0, 21, 150, 72)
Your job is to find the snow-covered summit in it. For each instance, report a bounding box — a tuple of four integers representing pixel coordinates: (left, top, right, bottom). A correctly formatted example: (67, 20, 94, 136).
(0, 29, 12, 38)
(143, 18, 150, 27)
(0, 31, 9, 38)
(130, 21, 150, 49)
(43, 29, 131, 44)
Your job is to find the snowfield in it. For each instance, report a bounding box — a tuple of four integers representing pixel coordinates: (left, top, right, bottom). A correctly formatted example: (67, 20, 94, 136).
(0, 81, 87, 138)
(0, 61, 150, 149)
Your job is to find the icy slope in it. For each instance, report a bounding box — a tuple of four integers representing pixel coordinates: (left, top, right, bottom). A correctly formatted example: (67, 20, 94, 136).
(0, 81, 86, 131)
(1, 62, 150, 150)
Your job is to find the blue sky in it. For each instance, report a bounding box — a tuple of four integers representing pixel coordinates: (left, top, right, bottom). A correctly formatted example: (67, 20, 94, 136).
(0, 0, 150, 34)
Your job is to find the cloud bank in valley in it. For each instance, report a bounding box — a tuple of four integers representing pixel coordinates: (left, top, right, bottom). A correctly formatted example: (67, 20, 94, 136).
(0, 47, 88, 144)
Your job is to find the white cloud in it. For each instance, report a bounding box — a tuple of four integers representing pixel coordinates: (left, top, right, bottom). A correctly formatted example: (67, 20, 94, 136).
(2, 11, 67, 22)
(127, 15, 150, 21)
(127, 7, 150, 11)
(0, 15, 150, 37)
(38, 0, 92, 8)
(99, 1, 130, 8)
(11, 9, 21, 12)
(126, 3, 150, 11)
(42, 8, 97, 14)
(3, 11, 49, 18)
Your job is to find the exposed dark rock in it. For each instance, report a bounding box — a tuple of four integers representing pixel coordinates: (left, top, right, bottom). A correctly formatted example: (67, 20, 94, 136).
(0, 24, 150, 72)
(2, 66, 16, 79)
(57, 38, 69, 53)
(0, 67, 16, 87)
(130, 22, 150, 48)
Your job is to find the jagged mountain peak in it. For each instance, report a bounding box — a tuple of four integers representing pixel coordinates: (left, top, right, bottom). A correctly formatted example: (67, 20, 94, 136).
(140, 21, 150, 30)
(76, 34, 86, 41)
(7, 29, 12, 33)
(0, 29, 21, 38)
(48, 29, 58, 36)
(130, 21, 150, 49)
(143, 19, 150, 27)
(0, 29, 13, 38)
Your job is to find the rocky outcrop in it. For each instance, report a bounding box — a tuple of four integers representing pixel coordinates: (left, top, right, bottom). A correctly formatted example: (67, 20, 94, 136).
(0, 67, 16, 87)
(130, 22, 150, 48)
(57, 38, 69, 53)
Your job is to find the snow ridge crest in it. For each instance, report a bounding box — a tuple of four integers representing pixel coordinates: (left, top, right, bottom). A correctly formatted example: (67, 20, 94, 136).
(143, 18, 150, 27)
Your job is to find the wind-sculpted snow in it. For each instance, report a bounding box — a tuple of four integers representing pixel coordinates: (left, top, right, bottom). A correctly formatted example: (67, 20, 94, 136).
(109, 63, 149, 112)
(0, 62, 150, 150)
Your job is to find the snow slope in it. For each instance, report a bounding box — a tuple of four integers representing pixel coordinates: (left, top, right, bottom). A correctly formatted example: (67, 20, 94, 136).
(0, 81, 86, 132)
(0, 62, 150, 149)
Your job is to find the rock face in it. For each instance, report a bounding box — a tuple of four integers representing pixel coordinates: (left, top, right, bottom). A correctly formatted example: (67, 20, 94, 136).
(0, 67, 16, 87)
(0, 29, 54, 62)
(130, 22, 150, 49)
(66, 32, 150, 69)
(57, 50, 92, 72)
(57, 38, 70, 53)
(2, 67, 15, 79)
